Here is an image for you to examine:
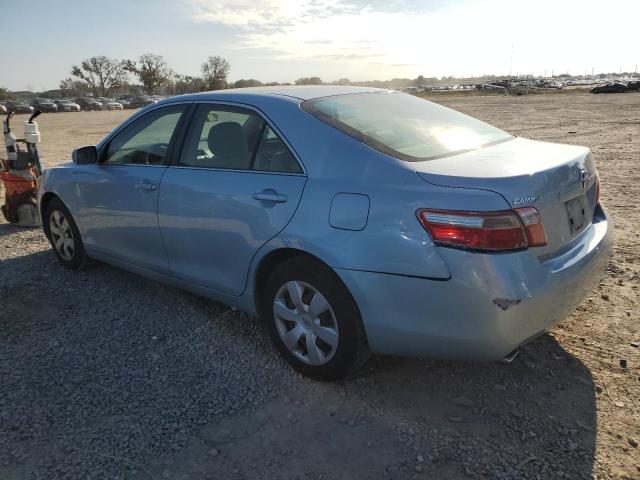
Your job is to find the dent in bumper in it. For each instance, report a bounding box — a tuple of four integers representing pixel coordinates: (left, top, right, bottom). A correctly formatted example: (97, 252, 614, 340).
(336, 208, 613, 361)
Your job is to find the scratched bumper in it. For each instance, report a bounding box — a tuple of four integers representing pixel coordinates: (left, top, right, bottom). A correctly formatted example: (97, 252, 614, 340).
(335, 204, 613, 361)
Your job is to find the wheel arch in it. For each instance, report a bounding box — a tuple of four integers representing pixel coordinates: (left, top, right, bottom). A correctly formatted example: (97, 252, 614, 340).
(252, 247, 356, 319)
(40, 191, 62, 239)
(253, 248, 313, 314)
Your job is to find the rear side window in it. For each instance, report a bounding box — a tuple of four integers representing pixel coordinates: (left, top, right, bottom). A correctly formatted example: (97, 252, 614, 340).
(180, 104, 302, 173)
(302, 92, 513, 161)
(253, 126, 302, 174)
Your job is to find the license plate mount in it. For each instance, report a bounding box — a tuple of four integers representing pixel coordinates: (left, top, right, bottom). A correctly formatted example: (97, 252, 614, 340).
(565, 195, 588, 234)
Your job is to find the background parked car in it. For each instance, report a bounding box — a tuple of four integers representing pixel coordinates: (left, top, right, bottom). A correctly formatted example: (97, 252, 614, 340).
(591, 82, 628, 94)
(74, 97, 104, 111)
(31, 98, 58, 112)
(626, 80, 640, 91)
(118, 99, 132, 109)
(98, 98, 124, 110)
(54, 99, 81, 112)
(116, 95, 135, 108)
(3, 100, 34, 114)
(128, 95, 156, 108)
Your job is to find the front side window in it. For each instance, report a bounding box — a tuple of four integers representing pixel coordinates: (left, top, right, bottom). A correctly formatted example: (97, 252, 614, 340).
(180, 104, 302, 173)
(302, 92, 513, 161)
(104, 105, 186, 165)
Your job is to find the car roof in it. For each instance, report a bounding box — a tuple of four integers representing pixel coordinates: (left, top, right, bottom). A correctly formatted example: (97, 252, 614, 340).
(189, 85, 385, 102)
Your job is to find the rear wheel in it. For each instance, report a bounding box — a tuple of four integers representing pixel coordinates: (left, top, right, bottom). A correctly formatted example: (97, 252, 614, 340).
(262, 257, 370, 381)
(45, 198, 90, 270)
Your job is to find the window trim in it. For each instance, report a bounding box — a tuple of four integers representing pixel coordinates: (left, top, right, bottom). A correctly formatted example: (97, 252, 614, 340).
(170, 100, 306, 176)
(97, 102, 193, 167)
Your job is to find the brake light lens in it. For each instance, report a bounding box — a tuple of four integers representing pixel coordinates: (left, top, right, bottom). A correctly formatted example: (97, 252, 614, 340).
(514, 206, 547, 247)
(417, 207, 547, 251)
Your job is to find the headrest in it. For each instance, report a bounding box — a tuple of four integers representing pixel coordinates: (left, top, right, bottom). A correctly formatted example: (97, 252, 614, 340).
(208, 122, 248, 158)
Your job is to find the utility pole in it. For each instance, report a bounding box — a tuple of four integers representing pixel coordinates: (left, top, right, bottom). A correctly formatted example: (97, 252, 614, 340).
(509, 45, 514, 77)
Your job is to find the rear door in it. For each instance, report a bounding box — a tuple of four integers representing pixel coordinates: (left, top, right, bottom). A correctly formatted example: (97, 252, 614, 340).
(158, 103, 306, 296)
(74, 104, 188, 272)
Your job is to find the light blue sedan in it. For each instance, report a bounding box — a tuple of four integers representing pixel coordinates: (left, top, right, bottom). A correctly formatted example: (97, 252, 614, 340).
(38, 86, 613, 380)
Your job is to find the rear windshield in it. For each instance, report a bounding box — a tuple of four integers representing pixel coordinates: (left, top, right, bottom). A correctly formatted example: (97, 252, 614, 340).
(301, 91, 513, 161)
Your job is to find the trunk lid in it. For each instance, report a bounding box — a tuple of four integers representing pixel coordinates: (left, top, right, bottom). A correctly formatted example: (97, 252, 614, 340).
(412, 137, 599, 257)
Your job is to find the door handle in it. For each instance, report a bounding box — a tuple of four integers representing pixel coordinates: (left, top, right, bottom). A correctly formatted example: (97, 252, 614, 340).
(135, 181, 157, 192)
(253, 190, 288, 203)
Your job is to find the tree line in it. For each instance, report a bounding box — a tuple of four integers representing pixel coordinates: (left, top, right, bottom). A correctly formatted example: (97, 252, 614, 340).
(57, 54, 330, 98)
(59, 54, 232, 97)
(6, 57, 632, 100)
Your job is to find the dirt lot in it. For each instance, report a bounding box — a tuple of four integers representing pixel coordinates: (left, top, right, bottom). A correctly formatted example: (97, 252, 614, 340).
(1, 93, 638, 479)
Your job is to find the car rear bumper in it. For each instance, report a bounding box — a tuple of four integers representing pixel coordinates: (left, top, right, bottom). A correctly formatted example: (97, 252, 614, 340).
(335, 204, 613, 361)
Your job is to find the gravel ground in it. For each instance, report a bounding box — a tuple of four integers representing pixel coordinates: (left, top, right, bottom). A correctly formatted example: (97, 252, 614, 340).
(1, 92, 638, 479)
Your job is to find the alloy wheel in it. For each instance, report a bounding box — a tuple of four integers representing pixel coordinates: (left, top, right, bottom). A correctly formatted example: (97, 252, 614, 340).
(273, 280, 339, 366)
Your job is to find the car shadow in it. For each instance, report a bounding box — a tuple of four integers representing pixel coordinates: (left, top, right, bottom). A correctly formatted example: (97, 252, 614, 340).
(0, 248, 597, 479)
(164, 333, 597, 479)
(0, 222, 40, 239)
(351, 335, 597, 477)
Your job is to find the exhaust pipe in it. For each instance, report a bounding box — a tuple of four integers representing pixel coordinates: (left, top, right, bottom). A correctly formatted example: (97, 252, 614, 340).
(499, 349, 519, 364)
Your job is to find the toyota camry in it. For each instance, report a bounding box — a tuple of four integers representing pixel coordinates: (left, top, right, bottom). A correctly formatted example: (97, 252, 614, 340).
(38, 86, 613, 380)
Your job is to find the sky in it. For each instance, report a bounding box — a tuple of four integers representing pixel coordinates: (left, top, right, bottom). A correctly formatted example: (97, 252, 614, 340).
(1, 0, 639, 91)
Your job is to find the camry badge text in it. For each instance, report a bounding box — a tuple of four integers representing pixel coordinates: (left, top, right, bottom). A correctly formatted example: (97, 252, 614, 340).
(513, 196, 538, 205)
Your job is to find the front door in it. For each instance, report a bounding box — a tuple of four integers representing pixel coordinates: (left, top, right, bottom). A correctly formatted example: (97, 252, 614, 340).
(158, 103, 306, 295)
(75, 104, 188, 272)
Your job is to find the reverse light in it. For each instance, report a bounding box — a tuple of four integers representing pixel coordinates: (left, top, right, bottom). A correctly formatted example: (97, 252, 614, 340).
(417, 208, 547, 252)
(514, 207, 547, 247)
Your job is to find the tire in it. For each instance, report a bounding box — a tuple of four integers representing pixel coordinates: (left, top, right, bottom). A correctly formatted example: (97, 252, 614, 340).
(262, 256, 370, 381)
(45, 198, 90, 270)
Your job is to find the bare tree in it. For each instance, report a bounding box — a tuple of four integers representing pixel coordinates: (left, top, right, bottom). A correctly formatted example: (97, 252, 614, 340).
(294, 77, 323, 85)
(173, 75, 205, 94)
(231, 79, 262, 89)
(0, 86, 14, 101)
(201, 56, 230, 91)
(125, 54, 173, 95)
(71, 56, 129, 97)
(59, 78, 90, 97)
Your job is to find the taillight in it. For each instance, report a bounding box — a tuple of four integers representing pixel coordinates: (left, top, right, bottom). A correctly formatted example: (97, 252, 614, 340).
(514, 206, 547, 247)
(594, 175, 600, 205)
(417, 208, 547, 252)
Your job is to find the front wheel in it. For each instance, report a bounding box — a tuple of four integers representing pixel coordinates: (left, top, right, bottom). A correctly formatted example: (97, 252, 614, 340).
(262, 257, 370, 381)
(45, 198, 90, 270)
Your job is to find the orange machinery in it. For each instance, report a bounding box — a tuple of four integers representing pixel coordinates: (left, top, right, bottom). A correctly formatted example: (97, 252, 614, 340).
(1, 111, 43, 226)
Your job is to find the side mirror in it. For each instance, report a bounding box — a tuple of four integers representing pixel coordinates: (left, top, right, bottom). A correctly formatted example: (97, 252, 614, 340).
(72, 146, 98, 164)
